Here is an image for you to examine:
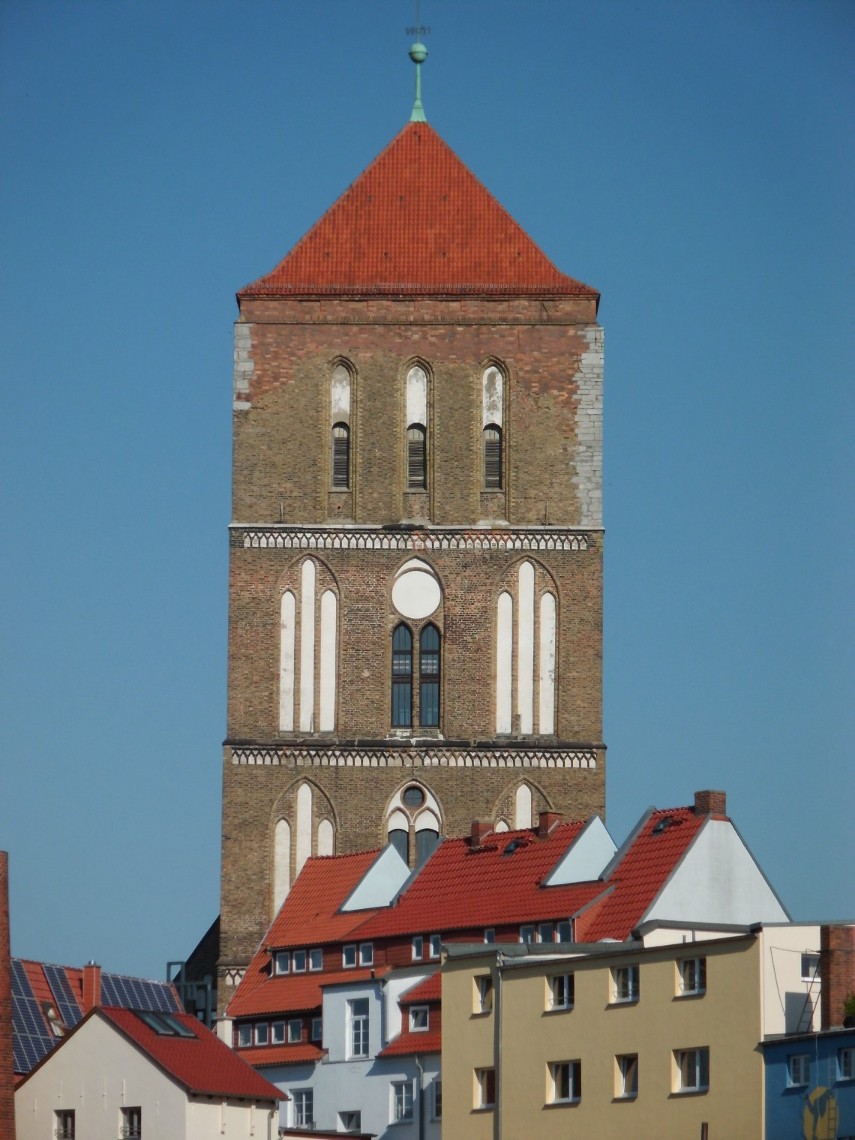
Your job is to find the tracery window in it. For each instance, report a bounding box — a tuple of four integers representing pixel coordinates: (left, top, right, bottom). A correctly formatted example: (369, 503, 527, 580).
(392, 624, 413, 727)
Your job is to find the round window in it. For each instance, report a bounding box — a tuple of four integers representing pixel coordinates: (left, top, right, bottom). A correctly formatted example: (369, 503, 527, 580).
(402, 786, 426, 808)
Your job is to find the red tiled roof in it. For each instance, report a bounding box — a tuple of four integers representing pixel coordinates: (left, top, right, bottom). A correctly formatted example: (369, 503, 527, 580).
(379, 1027, 441, 1057)
(353, 822, 604, 938)
(577, 807, 707, 942)
(100, 1008, 283, 1101)
(268, 850, 380, 949)
(228, 966, 384, 1019)
(400, 972, 441, 1004)
(235, 1042, 325, 1068)
(240, 122, 598, 299)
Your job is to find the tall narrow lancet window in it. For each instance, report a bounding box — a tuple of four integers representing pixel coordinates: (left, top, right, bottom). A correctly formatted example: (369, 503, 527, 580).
(392, 624, 413, 727)
(330, 364, 352, 489)
(406, 365, 428, 490)
(419, 624, 441, 727)
(332, 424, 350, 488)
(482, 366, 504, 490)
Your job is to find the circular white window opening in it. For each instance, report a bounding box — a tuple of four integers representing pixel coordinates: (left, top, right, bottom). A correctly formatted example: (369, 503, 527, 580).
(392, 569, 441, 620)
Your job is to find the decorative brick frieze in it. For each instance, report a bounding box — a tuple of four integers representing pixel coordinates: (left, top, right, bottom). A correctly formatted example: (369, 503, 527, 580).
(232, 525, 593, 553)
(230, 745, 600, 769)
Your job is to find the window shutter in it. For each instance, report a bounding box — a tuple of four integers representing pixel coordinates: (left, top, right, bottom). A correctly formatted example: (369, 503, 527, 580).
(407, 426, 426, 489)
(484, 426, 502, 489)
(332, 424, 349, 488)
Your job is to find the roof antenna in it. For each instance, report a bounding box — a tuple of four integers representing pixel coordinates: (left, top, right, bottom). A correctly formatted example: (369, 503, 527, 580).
(406, 0, 430, 123)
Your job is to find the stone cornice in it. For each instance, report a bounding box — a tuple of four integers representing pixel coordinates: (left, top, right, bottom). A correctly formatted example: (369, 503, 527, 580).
(228, 743, 601, 769)
(230, 525, 596, 553)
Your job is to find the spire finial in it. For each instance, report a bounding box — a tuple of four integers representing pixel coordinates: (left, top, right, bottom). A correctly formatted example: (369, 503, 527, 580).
(405, 4, 430, 123)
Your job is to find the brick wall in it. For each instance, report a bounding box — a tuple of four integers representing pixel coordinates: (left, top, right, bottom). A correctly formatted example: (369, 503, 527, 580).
(821, 923, 855, 1028)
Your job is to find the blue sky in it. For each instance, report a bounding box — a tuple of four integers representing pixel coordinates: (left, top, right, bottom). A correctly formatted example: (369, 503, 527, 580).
(1, 0, 852, 980)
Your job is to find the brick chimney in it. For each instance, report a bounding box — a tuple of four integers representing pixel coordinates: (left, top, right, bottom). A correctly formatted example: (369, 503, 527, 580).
(694, 790, 727, 816)
(469, 820, 494, 851)
(538, 810, 562, 837)
(0, 852, 16, 1140)
(83, 961, 102, 1012)
(820, 924, 855, 1028)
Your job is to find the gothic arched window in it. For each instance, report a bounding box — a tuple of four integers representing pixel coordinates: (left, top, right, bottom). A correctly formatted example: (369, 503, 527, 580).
(407, 425, 427, 489)
(419, 623, 441, 727)
(483, 424, 502, 489)
(392, 624, 413, 727)
(332, 423, 350, 488)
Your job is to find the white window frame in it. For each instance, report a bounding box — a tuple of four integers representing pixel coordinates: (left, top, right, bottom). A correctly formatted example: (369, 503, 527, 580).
(538, 922, 554, 943)
(359, 942, 374, 966)
(548, 1059, 581, 1104)
(409, 1005, 430, 1032)
(254, 1021, 269, 1046)
(310, 1016, 323, 1042)
(287, 1018, 302, 1043)
(678, 956, 707, 996)
(801, 953, 820, 982)
(519, 924, 536, 944)
(789, 1053, 810, 1087)
(237, 1023, 252, 1048)
(556, 919, 573, 942)
(342, 944, 357, 968)
(615, 1053, 638, 1099)
(432, 1078, 442, 1120)
(292, 1088, 314, 1129)
(274, 950, 290, 975)
(271, 1020, 286, 1045)
(308, 947, 323, 971)
(475, 1067, 495, 1109)
(348, 998, 370, 1059)
(391, 1079, 415, 1123)
(411, 935, 424, 960)
(292, 948, 307, 973)
(675, 1047, 710, 1093)
(839, 1047, 855, 1081)
(547, 973, 574, 1011)
(428, 933, 442, 959)
(611, 964, 640, 1004)
(483, 928, 495, 944)
(475, 974, 493, 1014)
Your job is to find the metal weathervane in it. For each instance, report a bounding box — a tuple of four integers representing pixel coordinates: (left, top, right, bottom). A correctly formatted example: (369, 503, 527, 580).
(405, 1, 430, 122)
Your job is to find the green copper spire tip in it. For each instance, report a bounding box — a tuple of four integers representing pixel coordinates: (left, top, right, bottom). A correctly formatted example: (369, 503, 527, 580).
(409, 40, 428, 122)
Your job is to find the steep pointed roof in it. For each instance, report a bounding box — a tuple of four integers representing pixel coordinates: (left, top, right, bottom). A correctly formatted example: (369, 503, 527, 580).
(240, 122, 598, 299)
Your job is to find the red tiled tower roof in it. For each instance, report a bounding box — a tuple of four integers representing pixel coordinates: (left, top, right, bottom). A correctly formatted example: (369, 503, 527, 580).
(240, 122, 598, 299)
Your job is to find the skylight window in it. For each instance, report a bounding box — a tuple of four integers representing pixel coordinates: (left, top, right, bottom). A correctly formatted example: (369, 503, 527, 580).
(135, 1011, 195, 1038)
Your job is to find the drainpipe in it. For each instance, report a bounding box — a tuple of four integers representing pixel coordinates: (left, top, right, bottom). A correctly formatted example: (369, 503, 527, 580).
(494, 952, 504, 1140)
(414, 1053, 426, 1140)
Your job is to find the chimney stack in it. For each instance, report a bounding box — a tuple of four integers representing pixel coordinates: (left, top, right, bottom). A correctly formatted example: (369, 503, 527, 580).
(0, 852, 16, 1140)
(693, 790, 727, 816)
(820, 924, 855, 1029)
(83, 961, 102, 1012)
(538, 811, 562, 837)
(469, 820, 494, 851)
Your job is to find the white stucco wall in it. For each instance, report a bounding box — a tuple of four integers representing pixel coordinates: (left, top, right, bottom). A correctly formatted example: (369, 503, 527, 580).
(545, 815, 616, 886)
(758, 924, 822, 1037)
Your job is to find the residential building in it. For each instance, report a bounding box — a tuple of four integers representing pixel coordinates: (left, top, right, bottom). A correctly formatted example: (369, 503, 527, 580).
(15, 1006, 283, 1140)
(219, 37, 606, 1011)
(224, 790, 790, 1135)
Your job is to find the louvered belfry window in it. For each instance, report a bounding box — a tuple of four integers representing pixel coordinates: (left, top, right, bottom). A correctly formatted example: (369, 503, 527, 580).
(484, 424, 502, 489)
(332, 423, 350, 488)
(407, 425, 427, 489)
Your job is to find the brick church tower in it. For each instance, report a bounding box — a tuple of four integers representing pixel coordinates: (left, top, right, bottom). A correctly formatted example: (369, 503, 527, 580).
(219, 52, 605, 1001)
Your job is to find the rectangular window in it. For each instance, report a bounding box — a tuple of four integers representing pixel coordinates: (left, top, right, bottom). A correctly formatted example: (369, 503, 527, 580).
(292, 1089, 314, 1129)
(838, 1047, 855, 1081)
(342, 944, 357, 968)
(474, 974, 493, 1014)
(407, 426, 427, 490)
(292, 948, 307, 973)
(55, 1110, 75, 1140)
(556, 919, 573, 942)
(120, 1107, 142, 1139)
(801, 953, 820, 982)
(254, 1022, 269, 1046)
(612, 965, 640, 1003)
(349, 998, 370, 1059)
(287, 1019, 302, 1043)
(359, 942, 374, 966)
(338, 1110, 361, 1133)
(274, 950, 290, 975)
(548, 1059, 582, 1104)
(308, 947, 323, 971)
(311, 1016, 323, 1042)
(547, 973, 574, 1011)
(538, 922, 554, 944)
(676, 1047, 710, 1093)
(615, 1053, 638, 1099)
(475, 1067, 496, 1109)
(432, 1078, 442, 1120)
(429, 933, 442, 959)
(271, 1020, 286, 1045)
(678, 957, 707, 996)
(237, 1023, 252, 1048)
(392, 1080, 415, 1122)
(483, 928, 495, 944)
(789, 1053, 810, 1087)
(520, 925, 536, 944)
(409, 1005, 429, 1032)
(412, 935, 424, 960)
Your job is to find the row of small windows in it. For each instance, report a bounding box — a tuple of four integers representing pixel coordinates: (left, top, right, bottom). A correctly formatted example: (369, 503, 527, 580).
(289, 1080, 441, 1130)
(330, 422, 502, 490)
(236, 1015, 322, 1049)
(789, 1047, 854, 1086)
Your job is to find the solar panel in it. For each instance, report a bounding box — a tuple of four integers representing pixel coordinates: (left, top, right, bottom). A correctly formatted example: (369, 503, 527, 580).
(43, 963, 83, 1030)
(101, 972, 181, 1013)
(11, 960, 55, 1073)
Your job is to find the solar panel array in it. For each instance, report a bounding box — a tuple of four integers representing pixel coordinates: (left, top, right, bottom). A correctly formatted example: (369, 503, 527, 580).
(43, 963, 83, 1031)
(101, 972, 181, 1013)
(11, 960, 54, 1074)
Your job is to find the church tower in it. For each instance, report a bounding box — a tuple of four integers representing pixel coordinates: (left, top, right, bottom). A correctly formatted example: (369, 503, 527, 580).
(219, 49, 605, 1001)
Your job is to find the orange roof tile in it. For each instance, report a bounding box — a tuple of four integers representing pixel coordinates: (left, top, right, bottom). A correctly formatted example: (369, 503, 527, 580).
(228, 966, 385, 1019)
(577, 807, 707, 942)
(400, 972, 441, 1004)
(379, 1027, 441, 1057)
(266, 850, 380, 949)
(235, 1042, 325, 1068)
(240, 122, 598, 299)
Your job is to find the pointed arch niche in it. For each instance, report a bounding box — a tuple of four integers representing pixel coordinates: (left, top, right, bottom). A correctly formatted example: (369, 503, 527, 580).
(279, 558, 339, 735)
(495, 559, 557, 736)
(385, 783, 442, 868)
(271, 780, 336, 914)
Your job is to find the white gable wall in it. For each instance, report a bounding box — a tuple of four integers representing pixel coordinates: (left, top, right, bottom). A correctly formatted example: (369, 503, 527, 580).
(340, 845, 410, 912)
(646, 820, 789, 928)
(544, 815, 616, 886)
